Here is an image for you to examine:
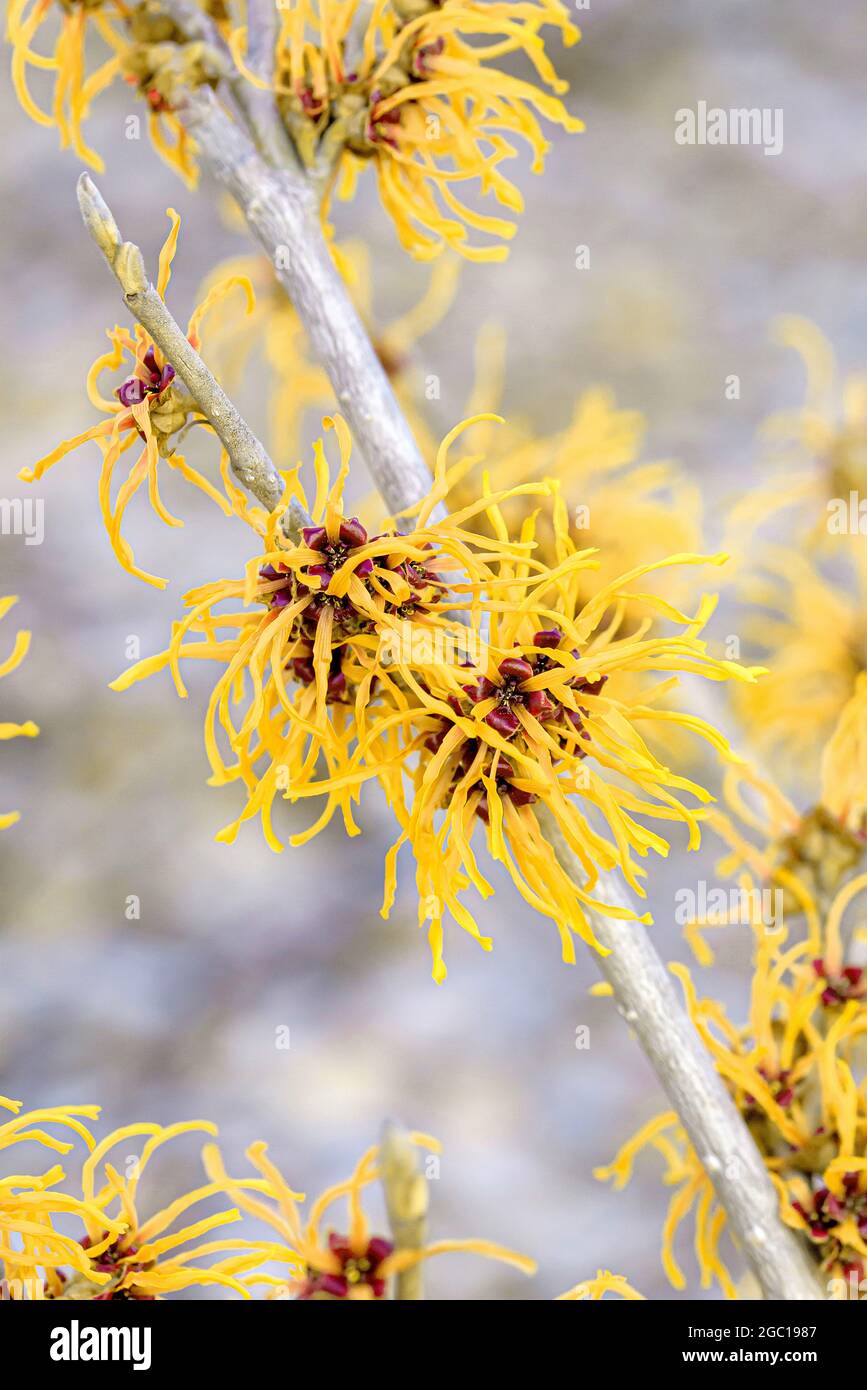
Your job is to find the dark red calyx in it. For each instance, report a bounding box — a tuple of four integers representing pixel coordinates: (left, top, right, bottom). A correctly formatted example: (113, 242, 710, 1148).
(525, 688, 555, 720)
(533, 628, 563, 649)
(302, 526, 328, 551)
(485, 706, 521, 738)
(301, 519, 373, 590)
(338, 517, 367, 548)
(414, 36, 445, 75)
(574, 673, 608, 698)
(297, 1232, 394, 1300)
(117, 346, 174, 409)
(813, 957, 866, 1004)
(497, 656, 534, 684)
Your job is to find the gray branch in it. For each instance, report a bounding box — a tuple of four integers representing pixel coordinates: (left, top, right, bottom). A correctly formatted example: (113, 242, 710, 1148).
(237, 0, 298, 168)
(182, 88, 435, 519)
(76, 173, 309, 533)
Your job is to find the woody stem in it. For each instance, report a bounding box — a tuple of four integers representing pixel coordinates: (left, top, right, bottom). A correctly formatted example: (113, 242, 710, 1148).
(180, 85, 436, 520)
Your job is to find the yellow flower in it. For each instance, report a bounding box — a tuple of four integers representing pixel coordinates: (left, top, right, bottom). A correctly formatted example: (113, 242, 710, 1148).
(6, 0, 124, 171)
(115, 0, 231, 187)
(19, 209, 253, 588)
(0, 596, 39, 830)
(821, 672, 867, 838)
(0, 1096, 117, 1300)
(110, 414, 544, 852)
(763, 315, 867, 509)
(5, 0, 228, 181)
(203, 1131, 535, 1298)
(731, 544, 867, 780)
(235, 0, 583, 260)
(50, 1118, 264, 1299)
(370, 483, 759, 980)
(595, 1110, 739, 1299)
(557, 1269, 645, 1301)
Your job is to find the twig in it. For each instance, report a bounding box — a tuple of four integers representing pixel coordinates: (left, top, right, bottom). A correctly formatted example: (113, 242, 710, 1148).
(76, 173, 309, 534)
(239, 0, 299, 168)
(182, 88, 435, 518)
(380, 1121, 429, 1301)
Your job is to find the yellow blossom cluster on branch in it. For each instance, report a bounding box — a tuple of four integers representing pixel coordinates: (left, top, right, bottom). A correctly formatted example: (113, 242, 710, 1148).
(202, 1130, 534, 1298)
(596, 687, 867, 1298)
(6, 0, 582, 254)
(260, 0, 582, 259)
(724, 320, 867, 781)
(0, 1099, 265, 1299)
(109, 410, 761, 980)
(5, 0, 224, 182)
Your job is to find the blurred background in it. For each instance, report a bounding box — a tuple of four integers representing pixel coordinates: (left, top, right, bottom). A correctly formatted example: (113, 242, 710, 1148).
(2, 0, 867, 1299)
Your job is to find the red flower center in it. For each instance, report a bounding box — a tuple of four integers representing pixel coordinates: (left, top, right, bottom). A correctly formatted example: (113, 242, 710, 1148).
(296, 1233, 394, 1300)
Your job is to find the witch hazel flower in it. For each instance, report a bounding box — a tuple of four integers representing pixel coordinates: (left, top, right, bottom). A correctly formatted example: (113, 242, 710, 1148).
(464, 628, 605, 743)
(0, 597, 39, 831)
(115, 344, 176, 408)
(296, 1233, 394, 1300)
(20, 208, 253, 587)
(110, 414, 536, 855)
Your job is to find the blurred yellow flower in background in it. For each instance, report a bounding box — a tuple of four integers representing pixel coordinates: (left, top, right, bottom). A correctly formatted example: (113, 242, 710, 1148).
(7, 0, 123, 171)
(730, 545, 867, 784)
(0, 596, 38, 830)
(764, 316, 867, 513)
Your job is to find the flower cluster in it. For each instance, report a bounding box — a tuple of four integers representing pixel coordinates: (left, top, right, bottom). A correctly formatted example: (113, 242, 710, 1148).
(725, 320, 867, 782)
(20, 211, 252, 587)
(7, 0, 124, 172)
(0, 1100, 266, 1299)
(7, 0, 582, 258)
(596, 689, 867, 1297)
(5, 0, 226, 182)
(260, 0, 583, 259)
(111, 412, 761, 980)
